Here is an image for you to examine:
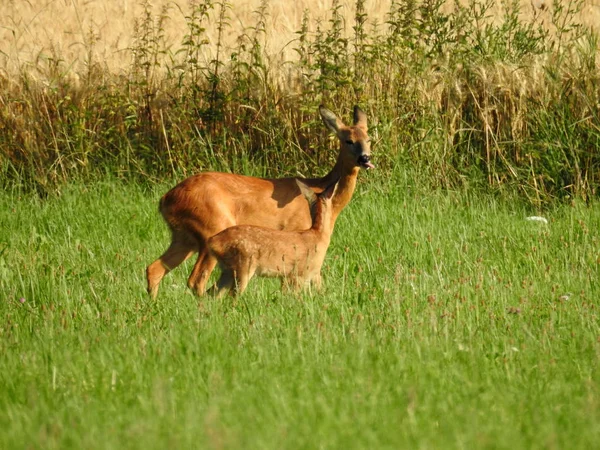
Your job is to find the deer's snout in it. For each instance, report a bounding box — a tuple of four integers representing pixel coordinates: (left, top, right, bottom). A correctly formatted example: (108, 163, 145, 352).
(357, 153, 374, 169)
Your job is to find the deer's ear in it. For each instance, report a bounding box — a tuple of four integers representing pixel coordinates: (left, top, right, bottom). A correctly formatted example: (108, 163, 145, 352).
(353, 105, 368, 130)
(296, 179, 317, 206)
(321, 180, 338, 201)
(319, 105, 344, 134)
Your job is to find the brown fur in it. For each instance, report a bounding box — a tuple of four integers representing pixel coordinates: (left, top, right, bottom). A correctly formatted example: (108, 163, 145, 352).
(207, 180, 337, 296)
(146, 105, 372, 298)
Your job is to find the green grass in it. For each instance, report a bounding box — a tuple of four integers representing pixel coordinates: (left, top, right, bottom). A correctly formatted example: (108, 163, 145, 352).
(1, 172, 599, 449)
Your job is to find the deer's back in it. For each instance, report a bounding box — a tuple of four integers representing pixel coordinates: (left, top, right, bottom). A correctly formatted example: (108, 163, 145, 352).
(159, 172, 313, 238)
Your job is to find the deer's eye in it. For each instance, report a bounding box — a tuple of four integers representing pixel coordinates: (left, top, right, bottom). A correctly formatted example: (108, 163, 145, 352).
(345, 140, 354, 145)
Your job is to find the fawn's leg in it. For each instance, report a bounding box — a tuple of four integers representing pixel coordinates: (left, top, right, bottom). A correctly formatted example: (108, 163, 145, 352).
(213, 268, 235, 297)
(187, 248, 219, 296)
(311, 274, 323, 291)
(187, 214, 234, 295)
(233, 265, 256, 296)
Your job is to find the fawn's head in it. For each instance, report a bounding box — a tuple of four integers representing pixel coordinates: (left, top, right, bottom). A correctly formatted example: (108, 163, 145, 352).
(320, 105, 374, 171)
(296, 179, 338, 230)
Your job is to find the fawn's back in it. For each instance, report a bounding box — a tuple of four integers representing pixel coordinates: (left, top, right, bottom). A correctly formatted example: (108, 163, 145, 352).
(209, 225, 329, 279)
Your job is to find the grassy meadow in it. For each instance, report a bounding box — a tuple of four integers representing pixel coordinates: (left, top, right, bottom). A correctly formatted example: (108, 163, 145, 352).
(1, 172, 599, 448)
(1, 0, 600, 448)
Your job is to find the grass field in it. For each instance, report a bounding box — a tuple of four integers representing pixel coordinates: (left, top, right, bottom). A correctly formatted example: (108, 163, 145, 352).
(1, 0, 599, 447)
(1, 168, 599, 448)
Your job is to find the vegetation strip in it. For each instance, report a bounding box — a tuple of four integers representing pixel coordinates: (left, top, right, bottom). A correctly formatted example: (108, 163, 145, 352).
(1, 0, 598, 202)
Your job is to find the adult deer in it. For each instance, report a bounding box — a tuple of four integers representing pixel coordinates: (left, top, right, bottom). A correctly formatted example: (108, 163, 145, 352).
(147, 105, 373, 298)
(208, 179, 338, 296)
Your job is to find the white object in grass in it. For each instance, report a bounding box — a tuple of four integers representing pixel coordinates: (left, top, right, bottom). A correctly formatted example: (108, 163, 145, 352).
(526, 216, 548, 224)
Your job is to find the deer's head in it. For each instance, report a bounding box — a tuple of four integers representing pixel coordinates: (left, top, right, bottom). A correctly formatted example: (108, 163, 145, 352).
(319, 105, 374, 171)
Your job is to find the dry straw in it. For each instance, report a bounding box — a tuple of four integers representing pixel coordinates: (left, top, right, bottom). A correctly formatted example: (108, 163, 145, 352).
(1, 0, 599, 76)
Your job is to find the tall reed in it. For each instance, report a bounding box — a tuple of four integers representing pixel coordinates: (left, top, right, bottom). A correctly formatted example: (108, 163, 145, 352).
(0, 0, 598, 203)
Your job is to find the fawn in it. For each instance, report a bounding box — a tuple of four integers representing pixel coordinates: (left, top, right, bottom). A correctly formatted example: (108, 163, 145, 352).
(147, 105, 373, 298)
(207, 179, 338, 296)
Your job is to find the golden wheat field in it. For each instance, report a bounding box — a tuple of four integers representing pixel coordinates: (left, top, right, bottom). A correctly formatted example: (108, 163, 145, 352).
(1, 0, 599, 76)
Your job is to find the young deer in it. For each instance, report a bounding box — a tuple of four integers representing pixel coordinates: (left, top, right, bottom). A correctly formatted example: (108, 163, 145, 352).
(147, 105, 373, 298)
(207, 180, 338, 296)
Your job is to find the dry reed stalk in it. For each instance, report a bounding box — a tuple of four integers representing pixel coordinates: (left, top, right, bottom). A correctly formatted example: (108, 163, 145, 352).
(1, 0, 598, 77)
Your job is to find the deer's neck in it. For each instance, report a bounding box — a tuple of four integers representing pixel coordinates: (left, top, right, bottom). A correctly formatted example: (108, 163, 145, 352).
(320, 160, 360, 223)
(309, 205, 333, 248)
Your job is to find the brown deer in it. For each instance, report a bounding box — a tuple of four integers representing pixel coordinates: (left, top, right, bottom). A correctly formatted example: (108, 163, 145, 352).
(147, 105, 373, 298)
(207, 179, 338, 296)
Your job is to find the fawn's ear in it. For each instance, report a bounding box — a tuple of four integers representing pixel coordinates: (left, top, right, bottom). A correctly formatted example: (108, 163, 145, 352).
(353, 105, 367, 130)
(320, 180, 338, 201)
(296, 179, 317, 207)
(319, 105, 345, 134)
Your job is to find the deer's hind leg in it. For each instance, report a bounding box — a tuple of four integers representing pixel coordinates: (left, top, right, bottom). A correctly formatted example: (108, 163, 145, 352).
(147, 231, 196, 299)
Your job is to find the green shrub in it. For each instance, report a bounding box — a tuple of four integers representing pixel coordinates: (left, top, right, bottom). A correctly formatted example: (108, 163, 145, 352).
(0, 0, 598, 203)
